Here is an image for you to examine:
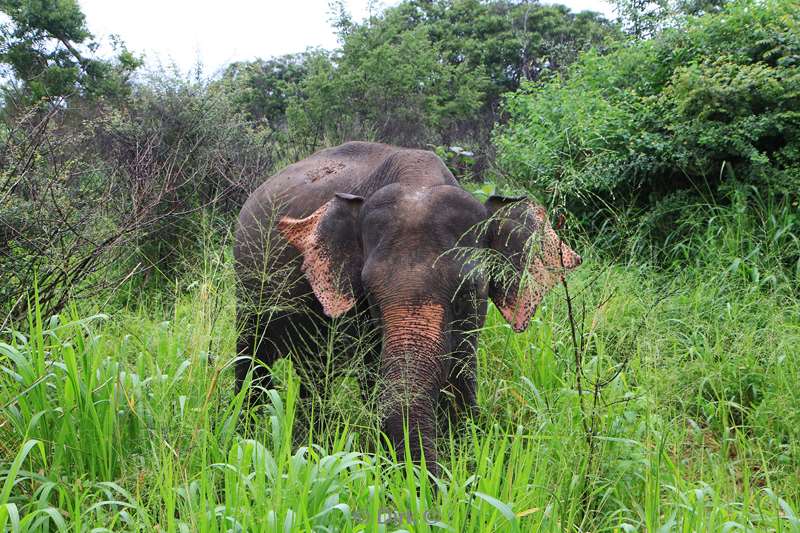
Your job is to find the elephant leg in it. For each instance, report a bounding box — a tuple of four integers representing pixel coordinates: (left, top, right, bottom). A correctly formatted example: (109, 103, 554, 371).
(358, 345, 380, 406)
(449, 352, 478, 415)
(235, 310, 278, 410)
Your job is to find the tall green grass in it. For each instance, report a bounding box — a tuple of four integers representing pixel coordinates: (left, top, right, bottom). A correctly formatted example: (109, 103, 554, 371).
(1, 193, 799, 531)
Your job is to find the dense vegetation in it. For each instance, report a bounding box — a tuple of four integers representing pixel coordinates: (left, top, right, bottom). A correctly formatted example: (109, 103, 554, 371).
(221, 0, 616, 161)
(496, 0, 800, 225)
(1, 0, 798, 531)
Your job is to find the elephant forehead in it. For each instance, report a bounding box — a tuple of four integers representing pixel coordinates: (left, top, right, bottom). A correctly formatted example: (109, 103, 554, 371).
(395, 191, 437, 219)
(398, 198, 482, 240)
(391, 187, 458, 218)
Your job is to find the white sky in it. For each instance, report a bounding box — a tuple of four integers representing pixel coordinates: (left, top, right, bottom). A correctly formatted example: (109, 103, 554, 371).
(78, 0, 615, 76)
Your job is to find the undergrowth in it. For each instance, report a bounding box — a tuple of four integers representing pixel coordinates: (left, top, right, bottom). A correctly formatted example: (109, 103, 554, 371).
(1, 192, 799, 532)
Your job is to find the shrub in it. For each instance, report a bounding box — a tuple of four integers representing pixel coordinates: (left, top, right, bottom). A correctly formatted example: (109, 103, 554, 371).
(0, 73, 279, 322)
(96, 73, 279, 273)
(495, 0, 800, 221)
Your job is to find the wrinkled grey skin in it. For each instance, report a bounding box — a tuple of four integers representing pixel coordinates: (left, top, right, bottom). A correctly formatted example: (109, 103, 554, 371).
(234, 141, 581, 475)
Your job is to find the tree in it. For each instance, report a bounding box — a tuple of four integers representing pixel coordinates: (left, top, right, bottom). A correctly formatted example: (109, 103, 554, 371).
(287, 22, 489, 147)
(364, 0, 617, 107)
(218, 51, 326, 126)
(610, 0, 731, 38)
(610, 0, 670, 38)
(0, 0, 140, 106)
(287, 0, 617, 151)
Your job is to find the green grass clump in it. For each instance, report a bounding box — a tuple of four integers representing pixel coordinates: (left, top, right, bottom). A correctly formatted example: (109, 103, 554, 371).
(2, 196, 799, 531)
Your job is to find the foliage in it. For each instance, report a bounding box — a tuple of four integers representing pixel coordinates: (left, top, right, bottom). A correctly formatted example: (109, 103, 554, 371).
(272, 0, 617, 153)
(286, 20, 489, 148)
(217, 50, 326, 126)
(0, 103, 154, 322)
(0, 0, 141, 106)
(495, 0, 800, 226)
(98, 73, 280, 272)
(333, 0, 617, 106)
(0, 73, 279, 321)
(610, 0, 731, 38)
(610, 0, 670, 37)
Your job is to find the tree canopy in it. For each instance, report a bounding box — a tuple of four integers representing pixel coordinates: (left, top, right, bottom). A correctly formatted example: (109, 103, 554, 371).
(221, 0, 617, 149)
(0, 0, 140, 106)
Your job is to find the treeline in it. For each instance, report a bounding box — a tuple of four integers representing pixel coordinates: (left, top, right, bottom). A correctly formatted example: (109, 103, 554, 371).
(1, 0, 798, 320)
(219, 0, 615, 152)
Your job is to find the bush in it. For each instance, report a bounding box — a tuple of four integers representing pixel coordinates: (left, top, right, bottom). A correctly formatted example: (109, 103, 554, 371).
(0, 73, 279, 322)
(96, 73, 279, 273)
(495, 0, 800, 221)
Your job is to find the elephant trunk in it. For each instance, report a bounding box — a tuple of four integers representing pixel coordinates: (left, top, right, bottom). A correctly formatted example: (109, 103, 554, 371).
(378, 301, 447, 475)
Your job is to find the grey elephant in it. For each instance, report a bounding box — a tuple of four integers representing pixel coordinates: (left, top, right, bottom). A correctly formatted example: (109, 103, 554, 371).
(234, 141, 581, 475)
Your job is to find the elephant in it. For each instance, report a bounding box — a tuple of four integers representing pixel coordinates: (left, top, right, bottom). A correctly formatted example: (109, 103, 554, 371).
(233, 141, 581, 475)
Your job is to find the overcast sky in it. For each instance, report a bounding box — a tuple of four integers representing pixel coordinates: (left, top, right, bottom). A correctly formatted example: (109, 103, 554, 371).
(78, 0, 616, 75)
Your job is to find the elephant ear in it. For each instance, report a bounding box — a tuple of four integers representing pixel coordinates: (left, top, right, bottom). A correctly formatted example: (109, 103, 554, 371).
(278, 193, 364, 317)
(484, 195, 581, 332)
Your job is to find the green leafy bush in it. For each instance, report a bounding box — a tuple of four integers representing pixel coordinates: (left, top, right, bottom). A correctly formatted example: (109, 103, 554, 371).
(495, 0, 800, 215)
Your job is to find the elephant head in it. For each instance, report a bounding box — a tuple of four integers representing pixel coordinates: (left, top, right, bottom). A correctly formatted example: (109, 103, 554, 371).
(277, 184, 581, 472)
